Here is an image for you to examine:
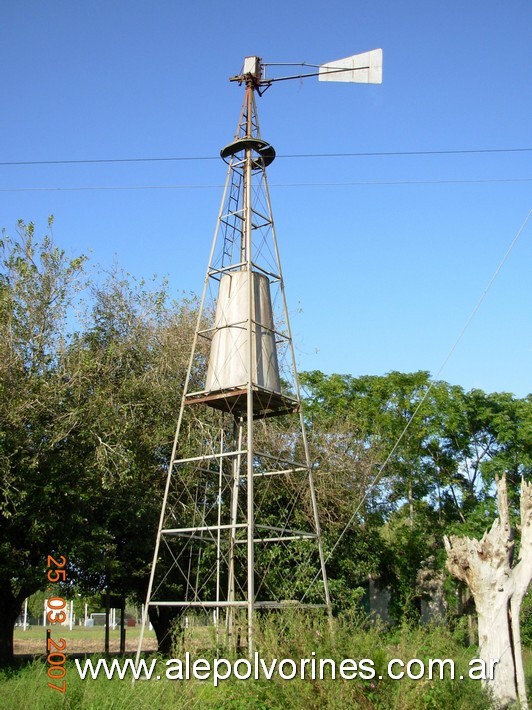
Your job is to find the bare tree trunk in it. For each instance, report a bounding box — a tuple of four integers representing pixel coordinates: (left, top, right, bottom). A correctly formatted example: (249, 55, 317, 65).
(147, 605, 180, 655)
(509, 478, 532, 707)
(444, 475, 531, 709)
(0, 589, 21, 667)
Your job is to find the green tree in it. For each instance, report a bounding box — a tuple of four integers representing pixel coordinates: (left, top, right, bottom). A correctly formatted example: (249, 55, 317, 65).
(0, 220, 201, 662)
(63, 269, 201, 650)
(300, 370, 531, 622)
(0, 219, 87, 665)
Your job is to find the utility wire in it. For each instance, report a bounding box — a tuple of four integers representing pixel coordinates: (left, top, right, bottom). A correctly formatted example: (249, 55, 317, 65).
(0, 147, 531, 167)
(300, 207, 532, 604)
(1, 177, 531, 193)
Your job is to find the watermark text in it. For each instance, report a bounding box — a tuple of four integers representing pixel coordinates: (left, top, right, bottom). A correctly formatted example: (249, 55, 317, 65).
(75, 653, 499, 686)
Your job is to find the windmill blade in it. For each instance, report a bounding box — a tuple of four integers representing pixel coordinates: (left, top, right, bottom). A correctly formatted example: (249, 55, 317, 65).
(319, 49, 382, 84)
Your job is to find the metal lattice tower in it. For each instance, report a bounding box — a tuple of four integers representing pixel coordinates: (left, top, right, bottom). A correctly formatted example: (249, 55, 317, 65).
(136, 51, 382, 658)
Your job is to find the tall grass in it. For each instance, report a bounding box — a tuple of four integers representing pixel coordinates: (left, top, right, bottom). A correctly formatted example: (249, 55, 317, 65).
(2, 613, 521, 709)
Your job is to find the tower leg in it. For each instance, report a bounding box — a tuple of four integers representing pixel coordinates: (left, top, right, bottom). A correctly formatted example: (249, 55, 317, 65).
(226, 419, 243, 646)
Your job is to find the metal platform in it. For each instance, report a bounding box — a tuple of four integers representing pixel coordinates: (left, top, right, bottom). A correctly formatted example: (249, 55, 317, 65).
(185, 385, 299, 418)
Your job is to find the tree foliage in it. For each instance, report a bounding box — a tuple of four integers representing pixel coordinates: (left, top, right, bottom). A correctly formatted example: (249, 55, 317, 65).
(0, 221, 199, 663)
(1, 220, 530, 665)
(0, 220, 87, 664)
(300, 369, 531, 620)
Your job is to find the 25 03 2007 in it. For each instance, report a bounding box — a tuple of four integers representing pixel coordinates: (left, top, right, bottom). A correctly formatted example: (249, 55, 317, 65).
(46, 555, 67, 694)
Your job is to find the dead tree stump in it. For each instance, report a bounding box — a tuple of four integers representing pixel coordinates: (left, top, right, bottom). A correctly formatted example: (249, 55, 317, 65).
(444, 475, 531, 709)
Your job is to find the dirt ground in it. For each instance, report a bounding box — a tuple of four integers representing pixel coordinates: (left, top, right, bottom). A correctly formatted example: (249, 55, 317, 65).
(14, 628, 157, 657)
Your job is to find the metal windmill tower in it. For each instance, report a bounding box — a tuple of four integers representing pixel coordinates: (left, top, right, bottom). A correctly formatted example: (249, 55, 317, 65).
(136, 50, 382, 656)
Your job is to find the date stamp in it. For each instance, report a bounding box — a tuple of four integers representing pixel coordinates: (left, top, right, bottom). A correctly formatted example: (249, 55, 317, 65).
(46, 554, 67, 694)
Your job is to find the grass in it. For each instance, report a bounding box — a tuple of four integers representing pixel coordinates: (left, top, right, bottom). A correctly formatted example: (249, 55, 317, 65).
(2, 615, 530, 710)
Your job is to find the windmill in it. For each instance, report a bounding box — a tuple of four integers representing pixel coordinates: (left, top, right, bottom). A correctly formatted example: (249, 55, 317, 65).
(136, 49, 382, 658)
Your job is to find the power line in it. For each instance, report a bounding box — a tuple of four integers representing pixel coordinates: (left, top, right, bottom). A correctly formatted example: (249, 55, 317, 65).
(0, 147, 531, 167)
(0, 177, 531, 192)
(283, 147, 532, 159)
(299, 208, 532, 604)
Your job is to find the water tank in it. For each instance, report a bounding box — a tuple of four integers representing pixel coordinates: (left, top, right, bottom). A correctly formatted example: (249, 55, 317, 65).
(206, 270, 281, 394)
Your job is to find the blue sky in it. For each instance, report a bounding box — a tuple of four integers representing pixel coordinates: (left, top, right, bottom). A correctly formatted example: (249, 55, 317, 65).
(1, 1, 531, 396)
